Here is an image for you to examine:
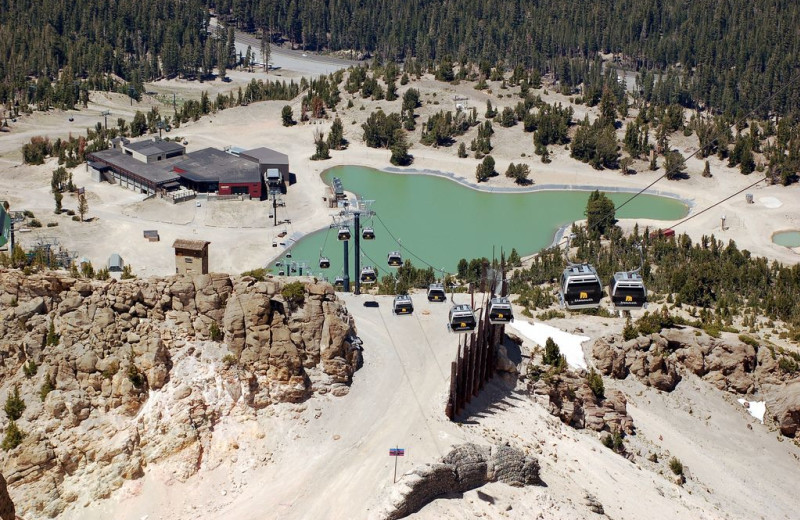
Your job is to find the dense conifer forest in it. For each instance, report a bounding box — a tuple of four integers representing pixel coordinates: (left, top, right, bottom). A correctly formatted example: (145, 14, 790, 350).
(2, 0, 800, 117)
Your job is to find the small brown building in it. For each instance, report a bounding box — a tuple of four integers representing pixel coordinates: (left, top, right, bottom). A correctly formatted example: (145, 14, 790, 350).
(172, 239, 210, 275)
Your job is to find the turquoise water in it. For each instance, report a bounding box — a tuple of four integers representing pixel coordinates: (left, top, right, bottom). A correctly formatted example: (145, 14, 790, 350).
(272, 166, 689, 278)
(772, 231, 800, 248)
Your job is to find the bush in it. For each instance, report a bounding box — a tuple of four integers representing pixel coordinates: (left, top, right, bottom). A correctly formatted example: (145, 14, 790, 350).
(209, 321, 223, 341)
(71, 215, 80, 221)
(46, 222, 58, 227)
(281, 281, 306, 308)
(587, 369, 605, 398)
(222, 354, 237, 367)
(669, 457, 684, 476)
(4, 385, 25, 420)
(738, 335, 759, 349)
(1, 420, 26, 451)
(542, 337, 564, 366)
(28, 219, 42, 228)
(622, 318, 638, 341)
(46, 321, 59, 346)
(601, 430, 625, 453)
(120, 265, 135, 279)
(23, 360, 37, 378)
(242, 268, 268, 281)
(127, 359, 146, 389)
(778, 356, 798, 374)
(39, 378, 54, 401)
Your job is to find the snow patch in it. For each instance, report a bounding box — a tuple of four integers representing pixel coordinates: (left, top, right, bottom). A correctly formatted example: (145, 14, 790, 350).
(737, 399, 765, 424)
(509, 321, 590, 370)
(759, 197, 782, 209)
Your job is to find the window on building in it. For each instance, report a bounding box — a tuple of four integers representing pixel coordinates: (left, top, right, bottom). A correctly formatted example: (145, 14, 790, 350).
(185, 257, 193, 263)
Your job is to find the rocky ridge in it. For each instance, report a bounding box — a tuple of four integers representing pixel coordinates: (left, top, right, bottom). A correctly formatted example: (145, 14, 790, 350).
(592, 327, 800, 436)
(0, 270, 359, 518)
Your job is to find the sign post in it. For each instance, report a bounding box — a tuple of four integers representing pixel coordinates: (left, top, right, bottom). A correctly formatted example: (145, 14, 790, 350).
(389, 447, 405, 483)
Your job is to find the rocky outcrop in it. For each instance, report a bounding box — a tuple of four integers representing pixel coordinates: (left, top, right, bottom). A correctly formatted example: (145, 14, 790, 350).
(530, 372, 635, 434)
(0, 472, 14, 520)
(0, 270, 358, 518)
(592, 329, 758, 394)
(764, 382, 800, 437)
(382, 443, 540, 519)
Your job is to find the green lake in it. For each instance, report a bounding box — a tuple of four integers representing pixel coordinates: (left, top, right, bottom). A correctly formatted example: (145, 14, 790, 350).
(272, 166, 689, 278)
(772, 231, 800, 248)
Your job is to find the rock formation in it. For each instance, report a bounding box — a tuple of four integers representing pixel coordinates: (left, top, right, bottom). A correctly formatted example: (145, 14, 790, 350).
(529, 371, 635, 434)
(593, 328, 800, 437)
(0, 270, 359, 518)
(381, 443, 540, 519)
(0, 472, 14, 520)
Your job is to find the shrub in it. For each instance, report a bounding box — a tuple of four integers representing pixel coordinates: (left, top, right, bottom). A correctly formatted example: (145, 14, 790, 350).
(542, 337, 564, 366)
(281, 281, 306, 308)
(46, 222, 58, 227)
(778, 357, 798, 374)
(601, 430, 625, 453)
(28, 219, 42, 228)
(23, 360, 37, 378)
(209, 321, 223, 341)
(242, 268, 268, 281)
(71, 215, 80, 221)
(4, 385, 25, 420)
(587, 369, 605, 398)
(46, 321, 59, 346)
(127, 357, 146, 389)
(738, 335, 759, 349)
(120, 265, 135, 279)
(622, 318, 638, 341)
(39, 377, 54, 401)
(1, 420, 26, 451)
(669, 457, 684, 476)
(222, 354, 237, 367)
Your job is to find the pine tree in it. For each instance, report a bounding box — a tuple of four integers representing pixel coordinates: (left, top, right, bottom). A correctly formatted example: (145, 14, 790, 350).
(78, 193, 88, 222)
(4, 385, 25, 421)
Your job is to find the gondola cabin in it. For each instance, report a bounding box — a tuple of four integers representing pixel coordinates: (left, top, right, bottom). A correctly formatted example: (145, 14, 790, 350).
(392, 295, 414, 315)
(387, 251, 403, 267)
(278, 270, 285, 276)
(360, 266, 377, 284)
(488, 297, 514, 324)
(362, 227, 375, 240)
(337, 226, 351, 241)
(608, 272, 647, 310)
(560, 264, 603, 310)
(285, 251, 292, 258)
(334, 276, 345, 288)
(427, 283, 446, 302)
(319, 257, 331, 269)
(448, 304, 477, 333)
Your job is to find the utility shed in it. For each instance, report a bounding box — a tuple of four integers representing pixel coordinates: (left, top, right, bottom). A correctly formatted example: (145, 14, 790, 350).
(172, 239, 210, 275)
(108, 253, 124, 272)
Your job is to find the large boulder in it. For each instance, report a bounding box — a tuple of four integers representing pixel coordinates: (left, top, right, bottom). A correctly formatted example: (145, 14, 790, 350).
(765, 382, 800, 437)
(0, 472, 14, 520)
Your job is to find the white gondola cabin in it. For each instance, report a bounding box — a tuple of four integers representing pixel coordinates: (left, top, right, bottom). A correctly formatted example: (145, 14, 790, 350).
(608, 271, 647, 310)
(362, 227, 375, 240)
(334, 276, 345, 288)
(387, 251, 403, 267)
(360, 266, 377, 284)
(392, 295, 414, 315)
(427, 283, 446, 302)
(337, 226, 351, 241)
(448, 304, 477, 333)
(319, 257, 331, 269)
(559, 264, 603, 310)
(488, 297, 514, 324)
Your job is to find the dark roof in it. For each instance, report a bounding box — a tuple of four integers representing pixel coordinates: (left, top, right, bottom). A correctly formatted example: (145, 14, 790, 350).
(125, 138, 185, 157)
(87, 160, 110, 172)
(173, 148, 261, 184)
(172, 239, 210, 251)
(88, 149, 181, 185)
(240, 147, 289, 165)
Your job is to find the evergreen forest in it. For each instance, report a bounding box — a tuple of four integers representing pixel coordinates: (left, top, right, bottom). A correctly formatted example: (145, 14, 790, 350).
(2, 0, 800, 118)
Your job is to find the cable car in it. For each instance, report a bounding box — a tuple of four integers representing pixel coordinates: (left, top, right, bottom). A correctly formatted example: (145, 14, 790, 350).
(360, 266, 377, 284)
(608, 271, 647, 310)
(319, 257, 330, 269)
(448, 304, 477, 333)
(392, 295, 414, 315)
(387, 251, 403, 267)
(337, 226, 351, 241)
(285, 251, 292, 258)
(488, 297, 514, 325)
(275, 261, 282, 267)
(559, 264, 603, 310)
(427, 283, 446, 302)
(362, 227, 375, 240)
(278, 270, 285, 276)
(334, 276, 345, 288)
